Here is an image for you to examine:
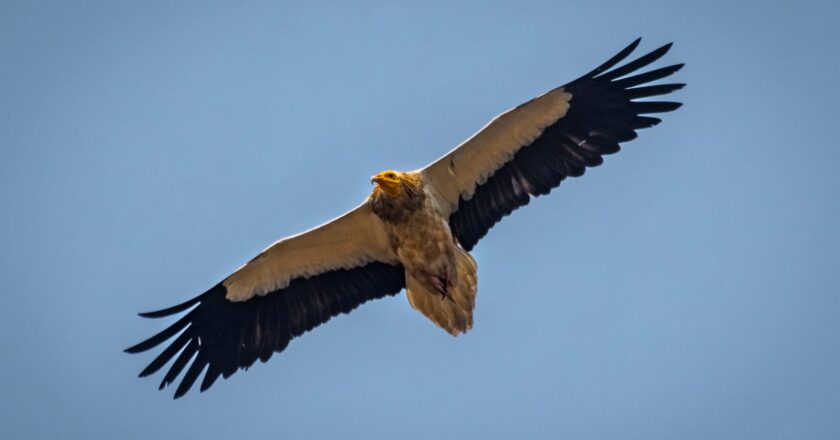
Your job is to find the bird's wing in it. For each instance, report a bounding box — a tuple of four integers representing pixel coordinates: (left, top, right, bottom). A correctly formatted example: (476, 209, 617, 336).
(125, 202, 404, 398)
(420, 39, 684, 250)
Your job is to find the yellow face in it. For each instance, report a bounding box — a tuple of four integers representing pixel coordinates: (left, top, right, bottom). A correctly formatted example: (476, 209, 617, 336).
(371, 170, 401, 197)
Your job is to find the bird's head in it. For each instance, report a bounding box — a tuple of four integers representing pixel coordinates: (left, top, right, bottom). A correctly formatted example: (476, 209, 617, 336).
(371, 170, 402, 197)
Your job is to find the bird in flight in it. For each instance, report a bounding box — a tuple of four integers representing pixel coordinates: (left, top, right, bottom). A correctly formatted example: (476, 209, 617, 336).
(127, 38, 684, 398)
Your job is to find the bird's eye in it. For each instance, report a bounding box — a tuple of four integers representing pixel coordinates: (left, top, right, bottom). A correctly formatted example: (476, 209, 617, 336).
(387, 173, 395, 178)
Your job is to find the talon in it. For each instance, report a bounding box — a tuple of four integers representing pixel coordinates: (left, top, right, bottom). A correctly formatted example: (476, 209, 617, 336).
(425, 270, 455, 302)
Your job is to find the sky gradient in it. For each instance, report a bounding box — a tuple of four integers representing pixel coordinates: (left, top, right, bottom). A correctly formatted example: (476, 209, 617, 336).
(1, 1, 839, 438)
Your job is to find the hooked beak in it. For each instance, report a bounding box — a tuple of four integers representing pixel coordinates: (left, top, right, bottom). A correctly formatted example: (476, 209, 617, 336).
(371, 175, 382, 185)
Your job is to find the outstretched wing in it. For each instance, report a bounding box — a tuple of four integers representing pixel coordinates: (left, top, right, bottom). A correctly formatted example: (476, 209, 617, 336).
(125, 203, 405, 398)
(421, 39, 684, 250)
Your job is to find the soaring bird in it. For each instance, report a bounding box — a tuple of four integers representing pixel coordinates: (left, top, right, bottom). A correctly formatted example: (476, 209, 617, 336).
(126, 38, 684, 398)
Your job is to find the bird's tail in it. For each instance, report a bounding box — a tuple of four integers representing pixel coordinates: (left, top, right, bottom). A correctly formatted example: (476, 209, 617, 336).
(406, 248, 477, 336)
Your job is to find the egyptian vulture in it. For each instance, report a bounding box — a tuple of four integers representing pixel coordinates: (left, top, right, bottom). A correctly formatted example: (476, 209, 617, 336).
(127, 38, 684, 398)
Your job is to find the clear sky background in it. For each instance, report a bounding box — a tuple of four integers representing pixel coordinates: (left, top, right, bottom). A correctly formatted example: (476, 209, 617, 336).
(1, 1, 839, 438)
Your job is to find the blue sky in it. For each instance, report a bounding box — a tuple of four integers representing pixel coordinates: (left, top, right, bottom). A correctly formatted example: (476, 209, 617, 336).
(1, 1, 839, 438)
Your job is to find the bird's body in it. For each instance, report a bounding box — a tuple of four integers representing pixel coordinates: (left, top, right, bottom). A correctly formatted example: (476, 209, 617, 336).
(371, 171, 478, 334)
(127, 39, 685, 398)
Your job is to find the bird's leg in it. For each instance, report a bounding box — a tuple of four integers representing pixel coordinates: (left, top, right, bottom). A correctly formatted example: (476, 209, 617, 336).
(425, 270, 455, 303)
(438, 284, 455, 303)
(443, 264, 454, 301)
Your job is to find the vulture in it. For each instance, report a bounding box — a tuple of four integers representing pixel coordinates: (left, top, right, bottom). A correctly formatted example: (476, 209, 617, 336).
(127, 38, 684, 398)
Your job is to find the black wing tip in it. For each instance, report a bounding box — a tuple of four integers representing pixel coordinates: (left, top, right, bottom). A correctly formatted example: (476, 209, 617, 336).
(199, 374, 219, 393)
(652, 82, 687, 94)
(595, 41, 681, 82)
(574, 39, 682, 85)
(646, 42, 674, 62)
(575, 37, 642, 82)
(124, 340, 153, 354)
(613, 37, 643, 60)
(139, 364, 164, 378)
(642, 41, 673, 59)
(137, 300, 197, 319)
(643, 41, 674, 56)
(136, 284, 224, 319)
(631, 100, 684, 113)
(657, 63, 686, 78)
(173, 356, 208, 399)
